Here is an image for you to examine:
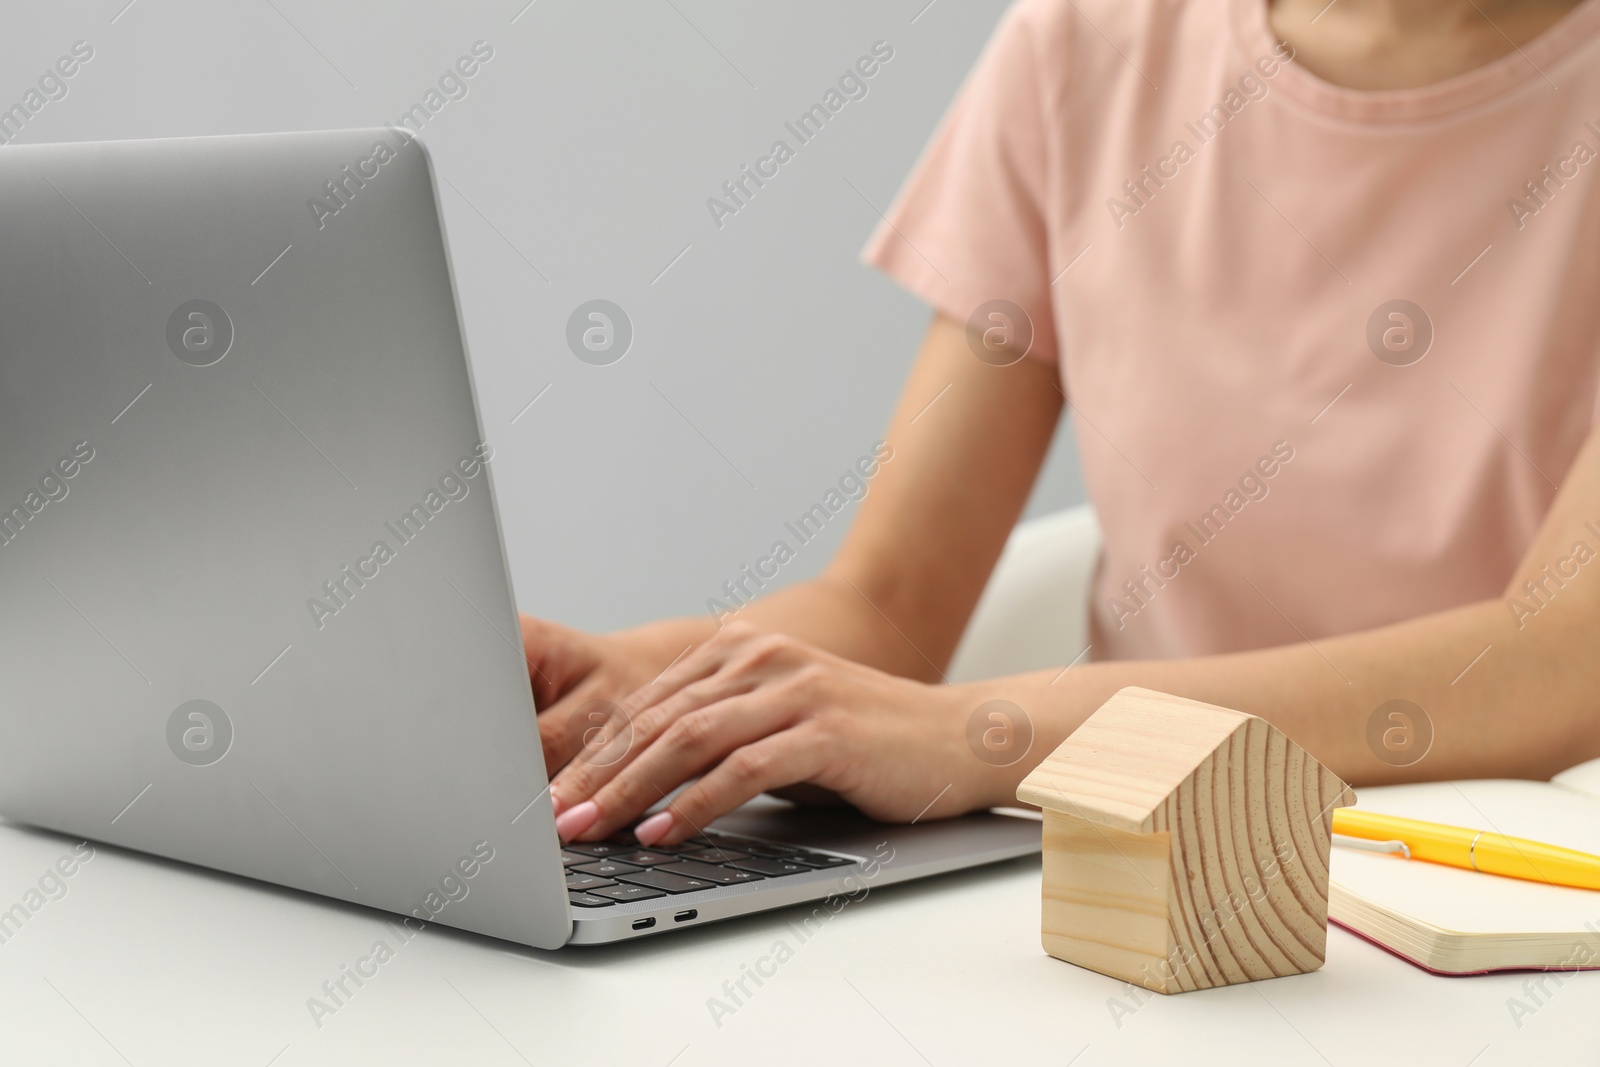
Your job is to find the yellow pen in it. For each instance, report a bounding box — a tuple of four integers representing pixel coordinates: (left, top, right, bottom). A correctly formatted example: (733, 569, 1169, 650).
(1332, 808, 1600, 891)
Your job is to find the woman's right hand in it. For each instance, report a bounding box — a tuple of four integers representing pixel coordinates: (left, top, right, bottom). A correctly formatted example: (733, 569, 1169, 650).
(519, 613, 709, 782)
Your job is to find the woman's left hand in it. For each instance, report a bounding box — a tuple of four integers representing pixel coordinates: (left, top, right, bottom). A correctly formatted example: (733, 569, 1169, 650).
(545, 621, 1015, 846)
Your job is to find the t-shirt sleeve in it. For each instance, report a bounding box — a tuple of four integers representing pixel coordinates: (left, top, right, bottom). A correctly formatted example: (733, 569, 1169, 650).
(862, 1, 1058, 363)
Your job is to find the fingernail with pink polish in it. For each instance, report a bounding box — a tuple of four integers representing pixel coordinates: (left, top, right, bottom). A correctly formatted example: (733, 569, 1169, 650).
(634, 811, 673, 847)
(554, 800, 598, 842)
(549, 790, 566, 817)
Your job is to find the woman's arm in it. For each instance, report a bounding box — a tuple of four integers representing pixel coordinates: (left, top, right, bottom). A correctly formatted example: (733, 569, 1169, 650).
(731, 312, 1063, 676)
(993, 420, 1600, 789)
(549, 417, 1600, 845)
(523, 313, 1062, 763)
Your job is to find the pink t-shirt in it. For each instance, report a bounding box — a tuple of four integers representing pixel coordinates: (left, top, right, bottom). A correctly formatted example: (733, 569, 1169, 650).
(866, 0, 1600, 662)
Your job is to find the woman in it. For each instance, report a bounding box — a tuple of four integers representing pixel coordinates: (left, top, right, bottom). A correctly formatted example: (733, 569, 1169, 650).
(524, 0, 1600, 848)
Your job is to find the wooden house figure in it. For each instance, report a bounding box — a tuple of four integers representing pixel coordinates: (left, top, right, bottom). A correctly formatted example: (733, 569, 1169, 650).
(1016, 687, 1356, 993)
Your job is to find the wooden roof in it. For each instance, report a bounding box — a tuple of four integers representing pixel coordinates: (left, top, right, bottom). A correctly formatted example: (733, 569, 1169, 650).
(1016, 687, 1354, 833)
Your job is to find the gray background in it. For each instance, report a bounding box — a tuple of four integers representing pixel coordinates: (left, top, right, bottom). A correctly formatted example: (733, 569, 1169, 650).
(2, 0, 1086, 633)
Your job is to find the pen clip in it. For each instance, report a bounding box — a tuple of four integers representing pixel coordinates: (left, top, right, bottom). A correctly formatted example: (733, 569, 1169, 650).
(1332, 834, 1411, 859)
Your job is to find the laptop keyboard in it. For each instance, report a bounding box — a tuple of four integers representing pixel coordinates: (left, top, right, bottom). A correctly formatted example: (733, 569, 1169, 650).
(564, 829, 854, 908)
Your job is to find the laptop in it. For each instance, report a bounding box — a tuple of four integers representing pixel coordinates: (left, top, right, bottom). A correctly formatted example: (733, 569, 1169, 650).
(0, 128, 1041, 947)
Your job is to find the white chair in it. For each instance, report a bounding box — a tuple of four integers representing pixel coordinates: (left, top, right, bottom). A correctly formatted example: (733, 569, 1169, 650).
(946, 504, 1102, 683)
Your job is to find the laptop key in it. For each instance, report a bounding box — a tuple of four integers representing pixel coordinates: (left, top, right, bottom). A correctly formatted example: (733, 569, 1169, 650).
(658, 860, 764, 885)
(683, 847, 749, 863)
(566, 842, 630, 858)
(615, 850, 679, 867)
(561, 850, 588, 866)
(790, 852, 854, 868)
(590, 883, 667, 902)
(615, 869, 718, 894)
(740, 843, 800, 858)
(568, 892, 617, 908)
(566, 872, 618, 891)
(727, 857, 810, 877)
(571, 859, 642, 878)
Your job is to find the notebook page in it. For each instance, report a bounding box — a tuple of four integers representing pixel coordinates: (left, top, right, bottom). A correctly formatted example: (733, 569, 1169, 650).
(1552, 756, 1600, 802)
(1330, 779, 1600, 937)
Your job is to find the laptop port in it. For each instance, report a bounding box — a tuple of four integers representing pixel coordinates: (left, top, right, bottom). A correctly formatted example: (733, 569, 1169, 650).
(631, 917, 655, 930)
(674, 909, 698, 923)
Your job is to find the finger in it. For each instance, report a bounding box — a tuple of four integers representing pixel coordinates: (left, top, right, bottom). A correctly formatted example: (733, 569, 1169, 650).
(632, 729, 829, 848)
(574, 695, 800, 841)
(537, 626, 740, 779)
(537, 686, 626, 777)
(526, 615, 660, 771)
(598, 630, 737, 719)
(548, 654, 756, 807)
(608, 621, 788, 723)
(518, 614, 576, 708)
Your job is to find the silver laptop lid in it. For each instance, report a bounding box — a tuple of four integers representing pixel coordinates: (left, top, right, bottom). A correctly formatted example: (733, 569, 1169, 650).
(0, 129, 569, 948)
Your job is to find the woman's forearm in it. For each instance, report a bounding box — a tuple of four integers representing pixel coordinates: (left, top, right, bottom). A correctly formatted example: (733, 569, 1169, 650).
(613, 573, 936, 682)
(725, 314, 1061, 681)
(632, 544, 1598, 796)
(964, 591, 1600, 806)
(962, 421, 1600, 802)
(615, 315, 1063, 682)
(705, 574, 945, 679)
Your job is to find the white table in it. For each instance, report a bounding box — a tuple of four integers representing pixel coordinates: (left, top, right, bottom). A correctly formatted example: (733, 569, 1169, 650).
(0, 818, 1589, 1066)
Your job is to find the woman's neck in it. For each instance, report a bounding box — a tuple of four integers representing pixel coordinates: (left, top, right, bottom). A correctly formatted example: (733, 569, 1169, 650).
(1269, 0, 1584, 90)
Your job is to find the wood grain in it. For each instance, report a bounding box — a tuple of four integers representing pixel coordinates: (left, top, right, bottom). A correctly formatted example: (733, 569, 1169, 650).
(1022, 687, 1355, 993)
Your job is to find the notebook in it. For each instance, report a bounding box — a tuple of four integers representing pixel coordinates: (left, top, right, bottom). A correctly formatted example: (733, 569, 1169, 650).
(1328, 759, 1600, 975)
